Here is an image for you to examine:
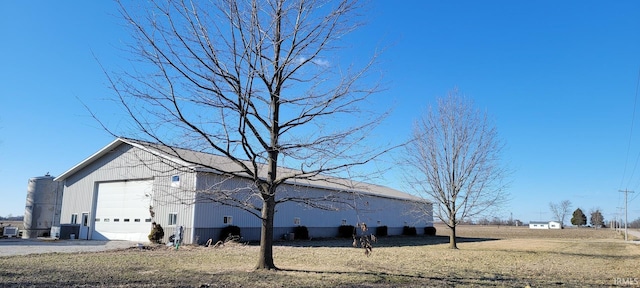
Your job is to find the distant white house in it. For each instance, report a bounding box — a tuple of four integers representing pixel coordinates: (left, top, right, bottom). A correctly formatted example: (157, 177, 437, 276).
(529, 221, 562, 229)
(548, 221, 562, 229)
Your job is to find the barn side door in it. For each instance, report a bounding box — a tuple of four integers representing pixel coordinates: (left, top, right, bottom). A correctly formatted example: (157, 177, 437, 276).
(79, 212, 90, 240)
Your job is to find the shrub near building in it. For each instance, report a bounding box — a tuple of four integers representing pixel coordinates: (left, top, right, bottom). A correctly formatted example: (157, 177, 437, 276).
(293, 226, 309, 240)
(424, 226, 436, 236)
(402, 226, 417, 236)
(219, 225, 241, 242)
(376, 226, 388, 237)
(338, 225, 355, 238)
(148, 222, 164, 244)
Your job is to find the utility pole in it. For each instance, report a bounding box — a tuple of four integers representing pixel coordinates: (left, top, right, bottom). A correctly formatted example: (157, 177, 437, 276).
(618, 189, 635, 241)
(510, 212, 513, 226)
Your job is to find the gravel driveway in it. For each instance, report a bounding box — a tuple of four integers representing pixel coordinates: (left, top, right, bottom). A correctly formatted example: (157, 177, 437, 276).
(0, 238, 139, 257)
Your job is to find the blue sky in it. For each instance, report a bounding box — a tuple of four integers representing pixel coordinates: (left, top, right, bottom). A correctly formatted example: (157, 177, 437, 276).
(1, 1, 639, 224)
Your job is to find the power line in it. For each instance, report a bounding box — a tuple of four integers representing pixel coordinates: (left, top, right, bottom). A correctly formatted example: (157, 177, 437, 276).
(620, 69, 640, 187)
(618, 189, 635, 241)
(629, 189, 640, 203)
(621, 68, 640, 189)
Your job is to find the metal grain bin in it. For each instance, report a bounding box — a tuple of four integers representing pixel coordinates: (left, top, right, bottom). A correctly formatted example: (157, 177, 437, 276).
(23, 175, 62, 238)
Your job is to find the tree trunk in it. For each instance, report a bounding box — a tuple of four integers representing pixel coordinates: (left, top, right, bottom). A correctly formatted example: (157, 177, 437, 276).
(256, 194, 277, 270)
(448, 220, 458, 249)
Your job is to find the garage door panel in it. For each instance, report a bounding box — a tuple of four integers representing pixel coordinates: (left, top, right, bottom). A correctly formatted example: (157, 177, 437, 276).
(94, 180, 153, 242)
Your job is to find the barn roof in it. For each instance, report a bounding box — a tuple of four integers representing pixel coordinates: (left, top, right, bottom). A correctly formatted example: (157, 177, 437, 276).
(529, 221, 550, 225)
(55, 138, 426, 203)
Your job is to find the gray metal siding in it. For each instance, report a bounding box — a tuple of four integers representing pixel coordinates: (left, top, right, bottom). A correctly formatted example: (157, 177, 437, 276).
(61, 144, 154, 225)
(191, 171, 432, 241)
(149, 170, 196, 243)
(192, 172, 261, 228)
(59, 141, 431, 243)
(59, 143, 197, 243)
(275, 185, 431, 229)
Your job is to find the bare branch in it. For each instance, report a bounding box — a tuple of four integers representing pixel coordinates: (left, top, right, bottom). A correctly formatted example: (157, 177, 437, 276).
(402, 89, 509, 249)
(549, 200, 572, 226)
(104, 0, 386, 270)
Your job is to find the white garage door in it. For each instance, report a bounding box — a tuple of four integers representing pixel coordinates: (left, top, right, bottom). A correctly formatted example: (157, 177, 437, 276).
(93, 180, 153, 242)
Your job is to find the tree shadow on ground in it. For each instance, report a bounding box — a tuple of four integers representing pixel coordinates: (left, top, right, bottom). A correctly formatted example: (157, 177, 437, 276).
(275, 267, 523, 287)
(0, 238, 108, 247)
(273, 235, 499, 248)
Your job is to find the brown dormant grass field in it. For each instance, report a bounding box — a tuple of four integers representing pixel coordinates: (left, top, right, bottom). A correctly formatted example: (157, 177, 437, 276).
(1, 224, 639, 287)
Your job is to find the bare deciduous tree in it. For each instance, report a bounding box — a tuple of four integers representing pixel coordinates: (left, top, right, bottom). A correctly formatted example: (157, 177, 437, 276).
(590, 208, 604, 228)
(403, 90, 509, 249)
(549, 200, 571, 227)
(105, 0, 387, 270)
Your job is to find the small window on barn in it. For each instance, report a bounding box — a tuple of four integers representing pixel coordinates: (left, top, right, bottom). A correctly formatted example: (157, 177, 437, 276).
(114, 218, 120, 222)
(104, 218, 110, 222)
(71, 214, 78, 224)
(223, 216, 233, 225)
(341, 219, 347, 225)
(145, 218, 152, 223)
(293, 217, 301, 225)
(134, 219, 140, 222)
(171, 175, 180, 187)
(95, 218, 100, 222)
(124, 219, 130, 222)
(168, 213, 178, 226)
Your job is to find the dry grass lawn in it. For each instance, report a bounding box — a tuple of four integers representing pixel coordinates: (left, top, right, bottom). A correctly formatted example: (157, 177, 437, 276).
(1, 224, 638, 287)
